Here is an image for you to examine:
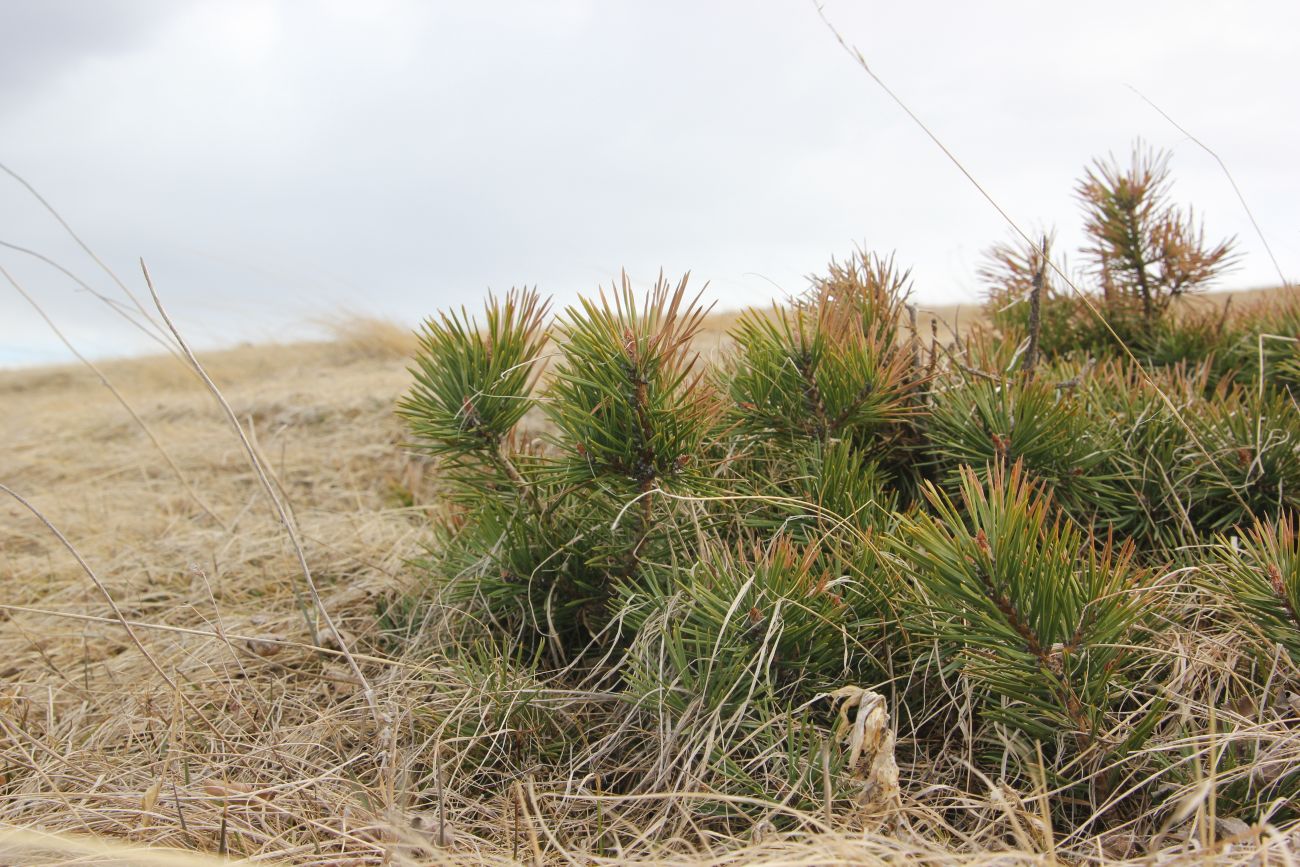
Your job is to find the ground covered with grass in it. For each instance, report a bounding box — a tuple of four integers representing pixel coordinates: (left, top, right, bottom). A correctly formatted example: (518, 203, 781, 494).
(2, 145, 1298, 866)
(3, 271, 1298, 865)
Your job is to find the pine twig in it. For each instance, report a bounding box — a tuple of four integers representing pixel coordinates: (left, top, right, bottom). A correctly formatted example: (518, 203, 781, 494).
(1055, 357, 1097, 392)
(1020, 236, 1048, 379)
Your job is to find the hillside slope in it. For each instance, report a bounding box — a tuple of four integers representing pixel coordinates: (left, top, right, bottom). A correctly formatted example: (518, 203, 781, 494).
(1, 287, 1295, 864)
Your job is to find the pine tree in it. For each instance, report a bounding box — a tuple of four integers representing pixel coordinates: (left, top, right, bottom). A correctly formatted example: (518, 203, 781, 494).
(899, 462, 1158, 763)
(727, 249, 923, 505)
(981, 141, 1239, 366)
(1077, 143, 1237, 324)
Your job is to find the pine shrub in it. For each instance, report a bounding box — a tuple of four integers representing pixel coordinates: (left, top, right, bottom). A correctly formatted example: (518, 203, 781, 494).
(925, 371, 1122, 529)
(1213, 514, 1300, 665)
(898, 463, 1158, 762)
(397, 230, 1297, 841)
(1087, 360, 1201, 555)
(1189, 386, 1300, 533)
(1077, 144, 1237, 324)
(1224, 293, 1300, 394)
(726, 250, 921, 489)
(983, 141, 1239, 372)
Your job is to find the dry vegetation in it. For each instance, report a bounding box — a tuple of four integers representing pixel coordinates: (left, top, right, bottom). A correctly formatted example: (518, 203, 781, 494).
(2, 143, 1298, 865)
(2, 339, 434, 864)
(1, 282, 1297, 864)
(0, 313, 870, 866)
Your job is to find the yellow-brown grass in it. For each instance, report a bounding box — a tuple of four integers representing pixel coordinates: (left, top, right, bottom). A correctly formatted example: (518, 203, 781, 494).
(1, 302, 1296, 865)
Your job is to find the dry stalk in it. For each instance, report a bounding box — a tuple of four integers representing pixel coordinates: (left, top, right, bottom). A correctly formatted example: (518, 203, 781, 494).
(1, 265, 226, 529)
(137, 262, 384, 732)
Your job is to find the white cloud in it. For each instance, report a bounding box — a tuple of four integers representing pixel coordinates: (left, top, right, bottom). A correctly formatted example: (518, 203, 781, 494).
(1, 0, 1296, 365)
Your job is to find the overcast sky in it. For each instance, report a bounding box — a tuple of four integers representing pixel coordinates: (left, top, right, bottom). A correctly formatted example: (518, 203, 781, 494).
(1, 1, 1296, 366)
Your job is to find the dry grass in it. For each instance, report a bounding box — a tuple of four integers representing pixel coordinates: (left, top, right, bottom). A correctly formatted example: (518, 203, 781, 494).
(2, 304, 1297, 865)
(320, 315, 422, 361)
(3, 337, 430, 864)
